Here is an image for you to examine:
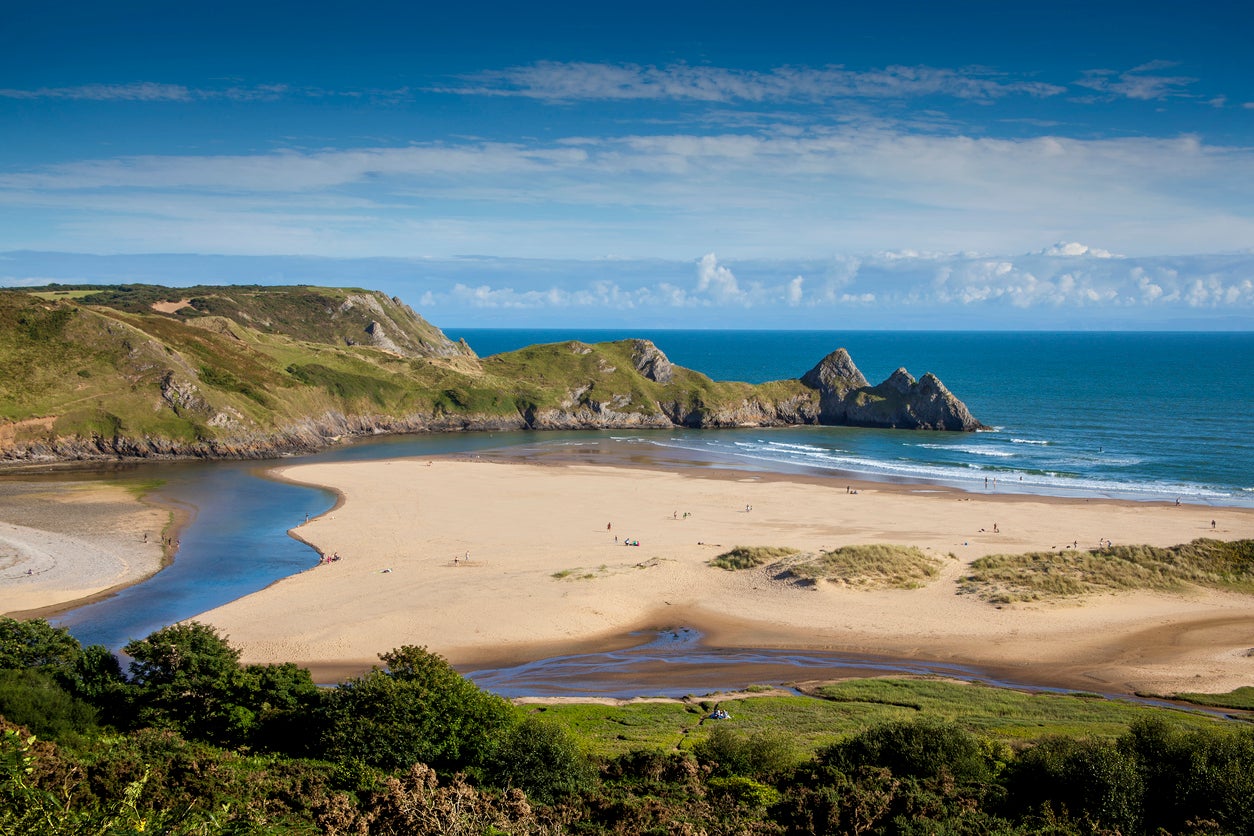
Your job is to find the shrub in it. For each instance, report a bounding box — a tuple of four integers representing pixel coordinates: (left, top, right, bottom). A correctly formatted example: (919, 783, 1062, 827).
(316, 645, 515, 773)
(484, 716, 594, 803)
(694, 723, 798, 780)
(0, 669, 97, 740)
(820, 718, 991, 784)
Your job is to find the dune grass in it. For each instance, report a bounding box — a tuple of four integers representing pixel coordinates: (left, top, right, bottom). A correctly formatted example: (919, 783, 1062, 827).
(787, 543, 943, 589)
(709, 546, 800, 571)
(958, 538, 1254, 603)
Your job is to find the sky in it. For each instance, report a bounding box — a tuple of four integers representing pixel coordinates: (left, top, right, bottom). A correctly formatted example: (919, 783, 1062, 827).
(1, 0, 1252, 329)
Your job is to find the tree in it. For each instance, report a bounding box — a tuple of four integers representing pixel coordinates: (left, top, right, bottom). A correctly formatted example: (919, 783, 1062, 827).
(484, 716, 593, 803)
(1003, 736, 1143, 833)
(0, 618, 80, 674)
(0, 618, 124, 715)
(123, 621, 251, 744)
(316, 645, 514, 772)
(240, 661, 321, 754)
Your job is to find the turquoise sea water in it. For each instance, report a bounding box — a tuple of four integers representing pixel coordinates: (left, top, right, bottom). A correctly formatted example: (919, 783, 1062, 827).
(450, 330, 1254, 506)
(46, 330, 1253, 692)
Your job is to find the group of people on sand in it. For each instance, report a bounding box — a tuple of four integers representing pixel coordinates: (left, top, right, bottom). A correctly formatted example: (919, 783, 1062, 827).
(318, 552, 341, 565)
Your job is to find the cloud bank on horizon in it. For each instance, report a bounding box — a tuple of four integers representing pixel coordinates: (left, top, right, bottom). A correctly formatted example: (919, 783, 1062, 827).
(2, 1, 1252, 329)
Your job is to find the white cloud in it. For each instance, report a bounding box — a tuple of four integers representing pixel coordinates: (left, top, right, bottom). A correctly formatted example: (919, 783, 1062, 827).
(5, 248, 1253, 327)
(3, 126, 1254, 260)
(1039, 242, 1116, 258)
(441, 61, 1066, 103)
(0, 82, 193, 101)
(786, 275, 804, 304)
(695, 253, 744, 303)
(0, 82, 290, 102)
(1075, 61, 1197, 101)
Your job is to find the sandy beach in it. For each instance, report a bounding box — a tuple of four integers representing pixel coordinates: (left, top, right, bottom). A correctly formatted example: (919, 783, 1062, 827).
(197, 457, 1254, 697)
(0, 480, 171, 617)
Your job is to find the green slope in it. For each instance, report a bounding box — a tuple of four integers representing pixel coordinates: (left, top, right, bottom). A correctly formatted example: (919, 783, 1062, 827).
(0, 283, 976, 462)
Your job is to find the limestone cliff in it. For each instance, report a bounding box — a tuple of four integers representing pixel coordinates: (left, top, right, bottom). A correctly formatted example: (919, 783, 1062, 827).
(799, 350, 984, 431)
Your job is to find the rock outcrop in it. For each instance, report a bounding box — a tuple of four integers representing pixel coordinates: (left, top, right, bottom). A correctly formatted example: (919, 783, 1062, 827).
(630, 339, 675, 384)
(799, 350, 983, 431)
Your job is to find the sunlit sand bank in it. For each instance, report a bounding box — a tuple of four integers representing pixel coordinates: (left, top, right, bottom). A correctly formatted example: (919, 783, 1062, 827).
(199, 457, 1254, 696)
(0, 481, 170, 617)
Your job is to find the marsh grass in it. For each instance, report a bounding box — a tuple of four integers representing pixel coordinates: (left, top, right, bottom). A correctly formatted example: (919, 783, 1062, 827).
(709, 546, 799, 571)
(958, 538, 1254, 603)
(1170, 686, 1254, 711)
(532, 677, 1226, 758)
(788, 544, 942, 589)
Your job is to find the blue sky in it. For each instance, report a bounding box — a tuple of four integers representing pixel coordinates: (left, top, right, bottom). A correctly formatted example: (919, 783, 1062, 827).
(2, 0, 1252, 329)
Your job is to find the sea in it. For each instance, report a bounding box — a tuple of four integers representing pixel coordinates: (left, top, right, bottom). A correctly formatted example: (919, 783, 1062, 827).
(41, 330, 1254, 695)
(447, 329, 1254, 507)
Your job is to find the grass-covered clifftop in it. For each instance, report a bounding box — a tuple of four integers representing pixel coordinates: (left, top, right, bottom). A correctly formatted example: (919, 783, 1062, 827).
(0, 283, 978, 463)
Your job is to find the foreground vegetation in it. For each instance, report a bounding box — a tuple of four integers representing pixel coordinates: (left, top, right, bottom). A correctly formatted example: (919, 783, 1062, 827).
(3, 616, 1253, 834)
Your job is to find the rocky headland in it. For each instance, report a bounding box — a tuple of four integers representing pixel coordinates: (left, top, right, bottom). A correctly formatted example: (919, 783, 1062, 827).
(0, 285, 983, 465)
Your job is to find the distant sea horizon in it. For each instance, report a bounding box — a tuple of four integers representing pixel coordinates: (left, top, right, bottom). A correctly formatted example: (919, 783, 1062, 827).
(447, 329, 1254, 509)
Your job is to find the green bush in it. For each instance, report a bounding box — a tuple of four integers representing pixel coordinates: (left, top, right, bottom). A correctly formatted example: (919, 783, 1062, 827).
(820, 718, 991, 784)
(694, 722, 798, 779)
(0, 669, 97, 740)
(484, 715, 593, 803)
(315, 645, 515, 773)
(1003, 736, 1143, 833)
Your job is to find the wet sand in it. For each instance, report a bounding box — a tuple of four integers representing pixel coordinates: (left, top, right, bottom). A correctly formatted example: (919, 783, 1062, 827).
(0, 480, 172, 617)
(198, 457, 1254, 697)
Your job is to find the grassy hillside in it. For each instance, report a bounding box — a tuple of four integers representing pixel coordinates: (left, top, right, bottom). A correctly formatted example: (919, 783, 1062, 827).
(0, 284, 821, 459)
(0, 283, 984, 460)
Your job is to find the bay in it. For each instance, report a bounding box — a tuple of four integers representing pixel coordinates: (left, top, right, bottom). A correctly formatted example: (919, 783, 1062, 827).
(44, 330, 1253, 694)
